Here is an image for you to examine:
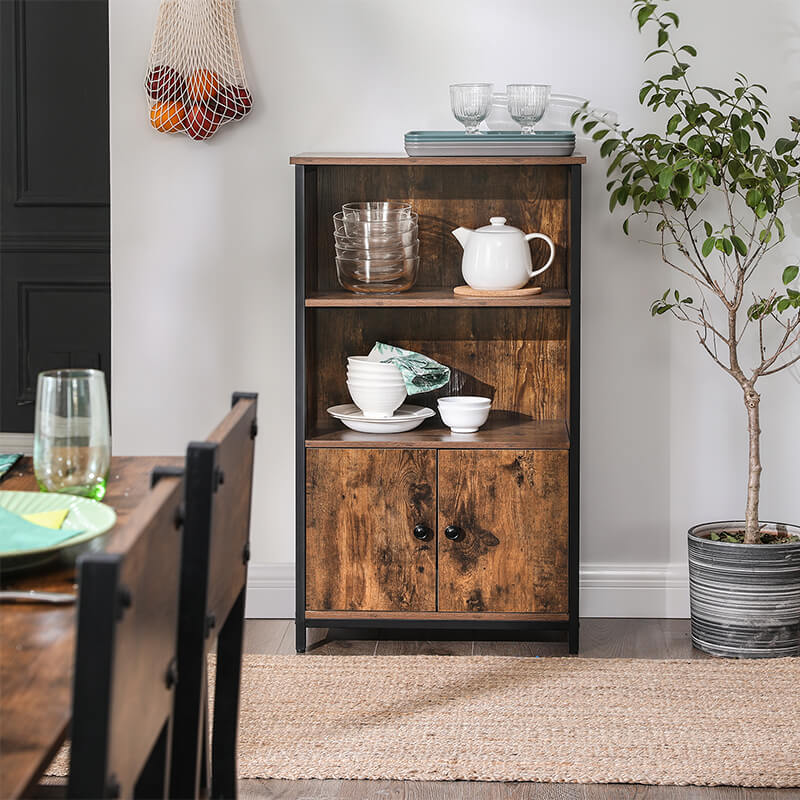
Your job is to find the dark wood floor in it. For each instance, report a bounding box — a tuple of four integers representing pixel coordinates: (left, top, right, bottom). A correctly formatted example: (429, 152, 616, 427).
(239, 619, 798, 800)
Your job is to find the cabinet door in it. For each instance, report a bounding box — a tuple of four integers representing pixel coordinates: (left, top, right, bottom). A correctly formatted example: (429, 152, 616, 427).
(438, 449, 569, 614)
(306, 448, 436, 612)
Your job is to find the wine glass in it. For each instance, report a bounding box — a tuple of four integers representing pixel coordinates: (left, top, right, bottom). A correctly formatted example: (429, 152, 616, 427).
(450, 83, 493, 134)
(507, 84, 551, 134)
(34, 369, 111, 500)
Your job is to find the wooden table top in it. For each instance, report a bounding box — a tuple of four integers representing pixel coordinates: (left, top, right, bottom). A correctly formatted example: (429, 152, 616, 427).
(0, 456, 182, 799)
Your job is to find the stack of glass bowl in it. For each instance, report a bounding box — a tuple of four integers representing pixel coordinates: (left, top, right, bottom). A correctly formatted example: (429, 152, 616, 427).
(334, 202, 419, 294)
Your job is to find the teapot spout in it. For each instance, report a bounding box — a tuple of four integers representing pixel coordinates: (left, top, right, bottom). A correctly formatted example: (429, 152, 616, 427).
(452, 227, 473, 250)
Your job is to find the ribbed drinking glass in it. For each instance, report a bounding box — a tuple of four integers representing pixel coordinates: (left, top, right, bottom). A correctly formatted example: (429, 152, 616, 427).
(507, 84, 551, 134)
(33, 369, 111, 500)
(450, 83, 493, 134)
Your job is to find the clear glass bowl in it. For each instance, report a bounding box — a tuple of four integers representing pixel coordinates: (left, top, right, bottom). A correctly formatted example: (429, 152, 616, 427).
(335, 242, 419, 260)
(334, 228, 418, 249)
(336, 256, 419, 294)
(341, 201, 412, 221)
(334, 212, 418, 238)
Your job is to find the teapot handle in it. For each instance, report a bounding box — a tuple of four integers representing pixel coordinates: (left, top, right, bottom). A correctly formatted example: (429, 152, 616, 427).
(525, 233, 555, 278)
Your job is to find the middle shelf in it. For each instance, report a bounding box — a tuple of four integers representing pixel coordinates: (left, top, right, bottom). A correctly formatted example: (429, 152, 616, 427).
(305, 287, 571, 308)
(306, 416, 570, 450)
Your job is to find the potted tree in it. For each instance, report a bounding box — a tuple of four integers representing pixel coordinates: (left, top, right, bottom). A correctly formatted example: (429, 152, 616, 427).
(574, 0, 800, 657)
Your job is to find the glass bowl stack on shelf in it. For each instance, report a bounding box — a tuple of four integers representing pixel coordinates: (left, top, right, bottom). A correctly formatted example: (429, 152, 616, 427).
(334, 202, 419, 294)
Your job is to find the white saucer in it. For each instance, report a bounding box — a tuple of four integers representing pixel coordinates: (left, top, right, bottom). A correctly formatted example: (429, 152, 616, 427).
(327, 404, 435, 433)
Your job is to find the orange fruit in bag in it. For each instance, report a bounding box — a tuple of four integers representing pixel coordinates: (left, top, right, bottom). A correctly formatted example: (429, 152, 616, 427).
(150, 100, 186, 132)
(188, 69, 219, 102)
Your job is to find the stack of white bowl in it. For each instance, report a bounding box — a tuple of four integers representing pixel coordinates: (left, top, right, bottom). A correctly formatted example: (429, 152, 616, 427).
(346, 356, 407, 418)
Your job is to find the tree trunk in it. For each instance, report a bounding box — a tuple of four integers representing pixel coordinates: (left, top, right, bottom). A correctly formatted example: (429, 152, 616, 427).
(744, 385, 762, 544)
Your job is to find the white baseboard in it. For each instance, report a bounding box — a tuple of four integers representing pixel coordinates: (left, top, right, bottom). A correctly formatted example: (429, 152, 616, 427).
(0, 432, 33, 456)
(245, 561, 690, 620)
(245, 562, 295, 618)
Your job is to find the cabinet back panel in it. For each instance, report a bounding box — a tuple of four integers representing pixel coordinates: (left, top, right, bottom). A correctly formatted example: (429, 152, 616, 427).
(310, 165, 569, 292)
(308, 308, 567, 429)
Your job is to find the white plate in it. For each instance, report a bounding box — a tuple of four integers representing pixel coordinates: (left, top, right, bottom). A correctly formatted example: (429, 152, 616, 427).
(327, 404, 435, 433)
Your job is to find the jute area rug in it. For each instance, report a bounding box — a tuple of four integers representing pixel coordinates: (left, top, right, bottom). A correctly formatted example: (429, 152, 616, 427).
(233, 654, 799, 787)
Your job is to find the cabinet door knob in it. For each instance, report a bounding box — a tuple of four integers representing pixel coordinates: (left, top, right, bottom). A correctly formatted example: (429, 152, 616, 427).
(413, 524, 433, 541)
(444, 525, 465, 541)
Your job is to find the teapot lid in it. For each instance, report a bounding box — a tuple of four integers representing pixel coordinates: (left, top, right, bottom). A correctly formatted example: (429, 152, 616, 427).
(475, 216, 521, 234)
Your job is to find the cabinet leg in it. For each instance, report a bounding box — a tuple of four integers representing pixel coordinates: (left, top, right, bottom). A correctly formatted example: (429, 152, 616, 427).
(568, 622, 579, 655)
(296, 621, 306, 654)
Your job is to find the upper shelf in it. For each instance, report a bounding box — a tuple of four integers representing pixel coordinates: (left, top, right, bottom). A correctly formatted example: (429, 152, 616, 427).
(305, 287, 570, 308)
(289, 152, 587, 166)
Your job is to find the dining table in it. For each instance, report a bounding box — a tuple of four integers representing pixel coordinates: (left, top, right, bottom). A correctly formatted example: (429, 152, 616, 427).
(0, 455, 183, 799)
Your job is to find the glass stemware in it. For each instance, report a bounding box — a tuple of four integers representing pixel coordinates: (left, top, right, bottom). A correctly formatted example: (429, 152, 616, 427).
(507, 84, 551, 134)
(34, 369, 111, 500)
(449, 83, 493, 134)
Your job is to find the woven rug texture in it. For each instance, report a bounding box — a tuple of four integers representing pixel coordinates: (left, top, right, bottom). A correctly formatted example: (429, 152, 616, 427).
(48, 654, 800, 787)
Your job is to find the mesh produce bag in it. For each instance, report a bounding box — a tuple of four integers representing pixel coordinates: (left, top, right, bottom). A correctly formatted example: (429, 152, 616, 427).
(144, 0, 253, 140)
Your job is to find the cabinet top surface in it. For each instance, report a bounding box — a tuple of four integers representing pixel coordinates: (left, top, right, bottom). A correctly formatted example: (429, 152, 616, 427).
(289, 152, 587, 166)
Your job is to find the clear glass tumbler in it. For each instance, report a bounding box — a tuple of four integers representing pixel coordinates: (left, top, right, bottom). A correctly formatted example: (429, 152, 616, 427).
(507, 84, 551, 134)
(34, 369, 110, 501)
(450, 83, 493, 134)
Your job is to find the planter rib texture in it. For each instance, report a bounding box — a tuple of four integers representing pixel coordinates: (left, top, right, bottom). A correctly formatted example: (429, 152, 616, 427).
(688, 521, 800, 658)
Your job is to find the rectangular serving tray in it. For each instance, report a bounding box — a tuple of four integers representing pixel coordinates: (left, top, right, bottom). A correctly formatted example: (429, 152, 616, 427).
(404, 130, 576, 157)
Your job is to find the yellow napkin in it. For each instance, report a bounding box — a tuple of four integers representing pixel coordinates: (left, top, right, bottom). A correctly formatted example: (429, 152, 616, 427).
(21, 508, 70, 529)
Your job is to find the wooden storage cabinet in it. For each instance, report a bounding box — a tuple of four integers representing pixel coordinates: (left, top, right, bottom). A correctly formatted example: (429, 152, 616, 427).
(306, 448, 569, 616)
(293, 153, 583, 651)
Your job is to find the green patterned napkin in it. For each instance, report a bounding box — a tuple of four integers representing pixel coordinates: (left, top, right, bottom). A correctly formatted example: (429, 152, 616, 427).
(0, 454, 21, 481)
(369, 342, 450, 395)
(0, 506, 84, 554)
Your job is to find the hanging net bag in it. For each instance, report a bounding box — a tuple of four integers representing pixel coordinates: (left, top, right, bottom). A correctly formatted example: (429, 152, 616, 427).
(145, 0, 253, 140)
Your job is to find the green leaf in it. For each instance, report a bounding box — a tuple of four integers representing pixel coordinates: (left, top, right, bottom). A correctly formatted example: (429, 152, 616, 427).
(731, 235, 748, 256)
(702, 237, 715, 257)
(776, 137, 797, 155)
(733, 129, 751, 152)
(639, 84, 653, 104)
(782, 265, 799, 285)
(722, 238, 734, 256)
(667, 114, 681, 135)
(593, 128, 610, 141)
(662, 11, 680, 26)
(658, 167, 674, 189)
(657, 27, 668, 46)
(687, 134, 705, 154)
(637, 3, 656, 29)
(622, 217, 630, 235)
(679, 44, 697, 56)
(777, 298, 791, 312)
(645, 49, 669, 61)
(703, 221, 713, 237)
(673, 172, 691, 198)
(583, 120, 599, 134)
(776, 217, 785, 240)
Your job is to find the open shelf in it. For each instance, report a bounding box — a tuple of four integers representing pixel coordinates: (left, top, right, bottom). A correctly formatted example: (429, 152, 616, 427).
(306, 415, 569, 450)
(305, 287, 571, 308)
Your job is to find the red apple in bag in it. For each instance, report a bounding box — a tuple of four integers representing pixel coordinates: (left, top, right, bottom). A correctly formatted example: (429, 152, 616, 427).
(185, 103, 221, 140)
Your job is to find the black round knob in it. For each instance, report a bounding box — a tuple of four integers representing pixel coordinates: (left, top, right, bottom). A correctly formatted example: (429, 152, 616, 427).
(445, 525, 465, 541)
(413, 524, 432, 541)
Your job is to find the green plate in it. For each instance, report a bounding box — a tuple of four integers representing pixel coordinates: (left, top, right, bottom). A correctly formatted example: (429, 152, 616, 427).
(0, 490, 117, 574)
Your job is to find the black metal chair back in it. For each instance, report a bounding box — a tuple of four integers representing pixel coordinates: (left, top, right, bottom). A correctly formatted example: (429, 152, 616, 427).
(170, 392, 257, 800)
(68, 471, 184, 800)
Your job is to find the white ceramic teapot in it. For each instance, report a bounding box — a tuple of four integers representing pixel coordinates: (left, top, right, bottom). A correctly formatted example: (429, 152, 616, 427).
(452, 217, 555, 291)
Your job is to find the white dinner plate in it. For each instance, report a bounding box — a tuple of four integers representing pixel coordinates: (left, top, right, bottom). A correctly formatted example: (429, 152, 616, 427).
(327, 404, 435, 433)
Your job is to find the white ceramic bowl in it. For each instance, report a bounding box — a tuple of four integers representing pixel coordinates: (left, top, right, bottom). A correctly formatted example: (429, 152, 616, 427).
(437, 396, 492, 433)
(346, 378, 406, 390)
(347, 380, 407, 419)
(438, 396, 491, 406)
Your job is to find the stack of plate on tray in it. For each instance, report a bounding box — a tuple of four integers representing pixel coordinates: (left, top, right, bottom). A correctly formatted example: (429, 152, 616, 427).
(328, 355, 435, 433)
(404, 130, 576, 157)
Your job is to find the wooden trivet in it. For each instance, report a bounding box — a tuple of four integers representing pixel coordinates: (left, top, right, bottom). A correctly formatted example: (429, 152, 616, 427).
(453, 285, 543, 298)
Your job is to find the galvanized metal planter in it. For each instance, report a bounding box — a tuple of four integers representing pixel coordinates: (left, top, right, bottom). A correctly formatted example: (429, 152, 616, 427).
(688, 521, 800, 658)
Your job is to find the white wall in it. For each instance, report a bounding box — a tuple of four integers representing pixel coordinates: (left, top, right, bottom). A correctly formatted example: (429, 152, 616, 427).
(109, 0, 800, 618)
